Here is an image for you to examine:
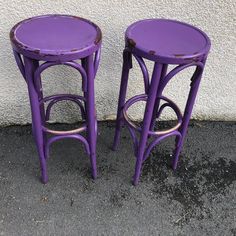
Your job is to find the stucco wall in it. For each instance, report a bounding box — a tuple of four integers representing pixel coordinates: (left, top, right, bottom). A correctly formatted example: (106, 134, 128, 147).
(0, 0, 235, 125)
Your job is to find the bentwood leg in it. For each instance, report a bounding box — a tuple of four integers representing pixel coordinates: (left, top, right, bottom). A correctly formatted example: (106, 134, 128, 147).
(133, 63, 163, 186)
(113, 50, 132, 151)
(85, 55, 97, 179)
(150, 64, 168, 131)
(24, 56, 48, 183)
(172, 65, 204, 170)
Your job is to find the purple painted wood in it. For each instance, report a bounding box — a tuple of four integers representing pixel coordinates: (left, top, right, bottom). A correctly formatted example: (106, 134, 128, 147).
(10, 15, 102, 183)
(113, 19, 211, 185)
(125, 19, 210, 64)
(10, 14, 102, 62)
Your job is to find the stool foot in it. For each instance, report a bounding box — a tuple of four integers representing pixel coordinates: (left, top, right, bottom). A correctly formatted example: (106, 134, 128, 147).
(90, 154, 97, 179)
(41, 173, 48, 184)
(132, 180, 139, 186)
(133, 153, 144, 186)
(38, 151, 48, 184)
(132, 174, 141, 186)
(172, 149, 181, 170)
(171, 135, 182, 170)
(172, 145, 182, 170)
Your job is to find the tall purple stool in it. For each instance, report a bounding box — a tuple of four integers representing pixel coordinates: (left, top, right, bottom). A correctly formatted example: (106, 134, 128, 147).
(10, 15, 102, 183)
(113, 19, 211, 185)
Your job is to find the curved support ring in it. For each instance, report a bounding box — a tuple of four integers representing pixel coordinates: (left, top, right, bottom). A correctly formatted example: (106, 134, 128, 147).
(156, 101, 182, 122)
(157, 103, 171, 119)
(158, 62, 204, 95)
(143, 131, 182, 162)
(45, 134, 90, 159)
(42, 124, 86, 136)
(33, 60, 88, 92)
(123, 94, 182, 136)
(41, 94, 86, 121)
(133, 54, 149, 94)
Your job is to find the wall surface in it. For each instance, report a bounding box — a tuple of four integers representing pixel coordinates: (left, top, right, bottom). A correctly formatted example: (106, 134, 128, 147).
(0, 0, 235, 125)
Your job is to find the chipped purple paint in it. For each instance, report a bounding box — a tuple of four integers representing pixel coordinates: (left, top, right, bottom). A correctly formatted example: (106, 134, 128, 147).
(10, 15, 101, 183)
(10, 14, 102, 62)
(113, 19, 211, 185)
(125, 19, 210, 64)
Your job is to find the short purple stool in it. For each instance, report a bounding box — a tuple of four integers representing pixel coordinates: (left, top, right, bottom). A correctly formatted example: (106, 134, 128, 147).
(10, 15, 102, 183)
(113, 19, 211, 185)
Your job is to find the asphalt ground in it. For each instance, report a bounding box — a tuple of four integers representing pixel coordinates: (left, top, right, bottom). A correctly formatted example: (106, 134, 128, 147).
(0, 121, 235, 235)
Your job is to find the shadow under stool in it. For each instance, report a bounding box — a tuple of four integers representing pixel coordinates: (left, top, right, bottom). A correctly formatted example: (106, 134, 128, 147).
(10, 14, 102, 183)
(113, 19, 211, 185)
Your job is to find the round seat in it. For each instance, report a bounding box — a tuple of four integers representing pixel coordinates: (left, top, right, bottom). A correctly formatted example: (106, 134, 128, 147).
(125, 19, 211, 64)
(10, 14, 102, 62)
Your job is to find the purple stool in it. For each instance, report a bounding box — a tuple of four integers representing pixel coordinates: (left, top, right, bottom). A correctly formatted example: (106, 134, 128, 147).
(10, 15, 102, 183)
(113, 19, 211, 185)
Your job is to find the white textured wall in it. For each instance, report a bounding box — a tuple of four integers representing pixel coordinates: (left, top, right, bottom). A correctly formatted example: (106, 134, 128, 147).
(0, 0, 235, 125)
